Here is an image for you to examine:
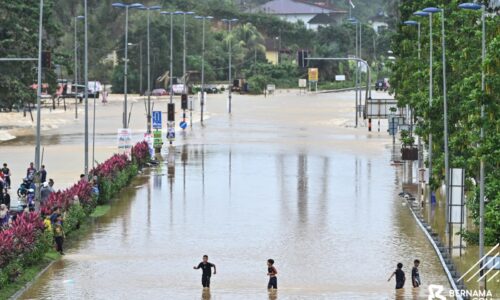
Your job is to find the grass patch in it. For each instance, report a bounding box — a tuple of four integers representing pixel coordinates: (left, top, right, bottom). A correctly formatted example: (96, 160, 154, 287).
(0, 250, 59, 300)
(90, 205, 111, 218)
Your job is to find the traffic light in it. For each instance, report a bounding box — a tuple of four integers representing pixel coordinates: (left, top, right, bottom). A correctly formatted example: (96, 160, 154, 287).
(41, 51, 51, 68)
(181, 94, 188, 110)
(168, 103, 175, 122)
(297, 50, 308, 68)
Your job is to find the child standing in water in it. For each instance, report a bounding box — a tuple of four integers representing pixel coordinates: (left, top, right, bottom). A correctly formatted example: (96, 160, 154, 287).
(267, 259, 278, 290)
(388, 262, 406, 289)
(193, 255, 216, 288)
(412, 259, 421, 288)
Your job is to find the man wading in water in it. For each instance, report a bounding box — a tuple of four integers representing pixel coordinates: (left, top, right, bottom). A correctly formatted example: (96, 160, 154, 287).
(193, 255, 216, 289)
(388, 262, 406, 290)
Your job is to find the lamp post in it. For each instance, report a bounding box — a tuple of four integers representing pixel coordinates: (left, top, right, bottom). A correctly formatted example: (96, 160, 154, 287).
(458, 2, 487, 289)
(403, 19, 422, 202)
(83, 0, 89, 177)
(413, 10, 432, 207)
(195, 15, 213, 123)
(222, 18, 238, 114)
(137, 5, 161, 134)
(74, 15, 84, 120)
(174, 11, 194, 93)
(348, 17, 360, 127)
(423, 6, 450, 249)
(35, 0, 44, 201)
(112, 2, 143, 129)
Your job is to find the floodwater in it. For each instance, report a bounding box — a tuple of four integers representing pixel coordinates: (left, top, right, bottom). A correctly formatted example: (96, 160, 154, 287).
(17, 91, 451, 299)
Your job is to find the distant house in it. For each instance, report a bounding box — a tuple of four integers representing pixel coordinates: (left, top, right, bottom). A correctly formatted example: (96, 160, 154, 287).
(370, 9, 389, 34)
(252, 0, 346, 30)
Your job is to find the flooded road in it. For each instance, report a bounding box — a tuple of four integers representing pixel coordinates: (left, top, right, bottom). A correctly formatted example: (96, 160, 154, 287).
(18, 91, 450, 299)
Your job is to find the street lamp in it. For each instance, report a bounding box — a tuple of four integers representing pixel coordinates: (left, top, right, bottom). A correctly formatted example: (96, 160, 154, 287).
(174, 11, 195, 94)
(403, 20, 421, 60)
(423, 6, 450, 250)
(35, 0, 44, 202)
(348, 17, 361, 127)
(137, 4, 161, 134)
(222, 18, 238, 114)
(458, 2, 486, 289)
(112, 2, 143, 129)
(161, 11, 175, 145)
(413, 10, 433, 208)
(74, 15, 84, 120)
(194, 15, 213, 123)
(403, 19, 422, 203)
(84, 0, 89, 177)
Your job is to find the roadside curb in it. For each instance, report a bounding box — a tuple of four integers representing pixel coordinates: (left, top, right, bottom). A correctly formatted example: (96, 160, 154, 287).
(9, 259, 57, 300)
(403, 197, 467, 300)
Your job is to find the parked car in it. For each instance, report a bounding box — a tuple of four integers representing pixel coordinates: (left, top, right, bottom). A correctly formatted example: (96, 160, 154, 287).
(375, 79, 388, 91)
(151, 88, 168, 96)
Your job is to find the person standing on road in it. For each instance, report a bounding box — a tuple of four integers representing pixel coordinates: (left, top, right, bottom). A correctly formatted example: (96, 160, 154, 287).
(26, 162, 36, 181)
(40, 165, 47, 183)
(412, 259, 421, 288)
(1, 163, 11, 189)
(388, 262, 406, 290)
(193, 255, 216, 289)
(267, 259, 278, 290)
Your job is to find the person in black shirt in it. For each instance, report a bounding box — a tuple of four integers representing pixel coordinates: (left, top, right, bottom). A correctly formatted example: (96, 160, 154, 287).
(2, 163, 11, 189)
(388, 262, 405, 289)
(267, 259, 278, 290)
(412, 259, 421, 288)
(193, 255, 216, 288)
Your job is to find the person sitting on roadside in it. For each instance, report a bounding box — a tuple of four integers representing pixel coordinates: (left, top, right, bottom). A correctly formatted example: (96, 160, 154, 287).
(2, 189, 10, 208)
(0, 204, 11, 229)
(17, 179, 29, 209)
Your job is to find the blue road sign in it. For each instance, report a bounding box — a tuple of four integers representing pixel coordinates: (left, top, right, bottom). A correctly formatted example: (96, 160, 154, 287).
(152, 111, 162, 129)
(179, 121, 187, 129)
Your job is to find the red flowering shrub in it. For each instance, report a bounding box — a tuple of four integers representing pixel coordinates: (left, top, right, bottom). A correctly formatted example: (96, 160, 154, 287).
(91, 153, 129, 179)
(41, 180, 93, 215)
(131, 141, 150, 166)
(0, 212, 44, 269)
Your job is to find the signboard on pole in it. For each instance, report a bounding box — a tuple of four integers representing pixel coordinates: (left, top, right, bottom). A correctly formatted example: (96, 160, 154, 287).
(298, 79, 307, 88)
(153, 130, 162, 148)
(117, 128, 132, 150)
(143, 133, 154, 157)
(335, 75, 346, 81)
(308, 68, 318, 82)
(152, 111, 162, 129)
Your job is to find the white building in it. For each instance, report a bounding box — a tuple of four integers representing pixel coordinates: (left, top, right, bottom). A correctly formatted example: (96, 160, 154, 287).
(253, 0, 346, 30)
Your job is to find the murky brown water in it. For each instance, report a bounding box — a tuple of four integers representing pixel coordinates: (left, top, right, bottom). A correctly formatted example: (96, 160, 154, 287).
(15, 91, 451, 299)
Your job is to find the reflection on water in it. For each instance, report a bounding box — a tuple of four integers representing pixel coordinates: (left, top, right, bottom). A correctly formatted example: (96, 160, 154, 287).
(20, 143, 451, 300)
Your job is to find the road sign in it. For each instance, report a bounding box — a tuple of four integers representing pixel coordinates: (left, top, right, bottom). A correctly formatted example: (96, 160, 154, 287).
(298, 79, 307, 88)
(179, 121, 187, 129)
(167, 127, 175, 141)
(152, 111, 162, 129)
(153, 130, 162, 148)
(308, 68, 318, 82)
(335, 75, 346, 81)
(117, 128, 132, 150)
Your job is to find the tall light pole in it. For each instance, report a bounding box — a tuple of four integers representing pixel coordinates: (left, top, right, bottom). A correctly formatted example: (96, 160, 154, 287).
(195, 15, 213, 123)
(112, 2, 143, 129)
(348, 17, 359, 127)
(174, 11, 194, 94)
(423, 6, 450, 248)
(222, 18, 238, 114)
(137, 5, 161, 134)
(35, 0, 44, 201)
(458, 2, 487, 289)
(74, 15, 84, 120)
(84, 0, 89, 177)
(403, 19, 422, 202)
(413, 10, 432, 205)
(161, 11, 175, 105)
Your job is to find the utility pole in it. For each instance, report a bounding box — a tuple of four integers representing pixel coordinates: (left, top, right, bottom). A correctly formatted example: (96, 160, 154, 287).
(35, 0, 44, 202)
(84, 0, 89, 177)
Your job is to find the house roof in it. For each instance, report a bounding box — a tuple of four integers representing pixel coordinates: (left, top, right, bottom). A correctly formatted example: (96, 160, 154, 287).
(258, 0, 335, 15)
(308, 13, 340, 24)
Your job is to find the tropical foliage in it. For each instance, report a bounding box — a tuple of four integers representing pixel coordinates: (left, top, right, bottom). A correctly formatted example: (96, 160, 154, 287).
(391, 0, 499, 244)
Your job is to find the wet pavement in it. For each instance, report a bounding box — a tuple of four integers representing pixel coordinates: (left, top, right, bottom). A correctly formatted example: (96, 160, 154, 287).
(16, 91, 451, 299)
